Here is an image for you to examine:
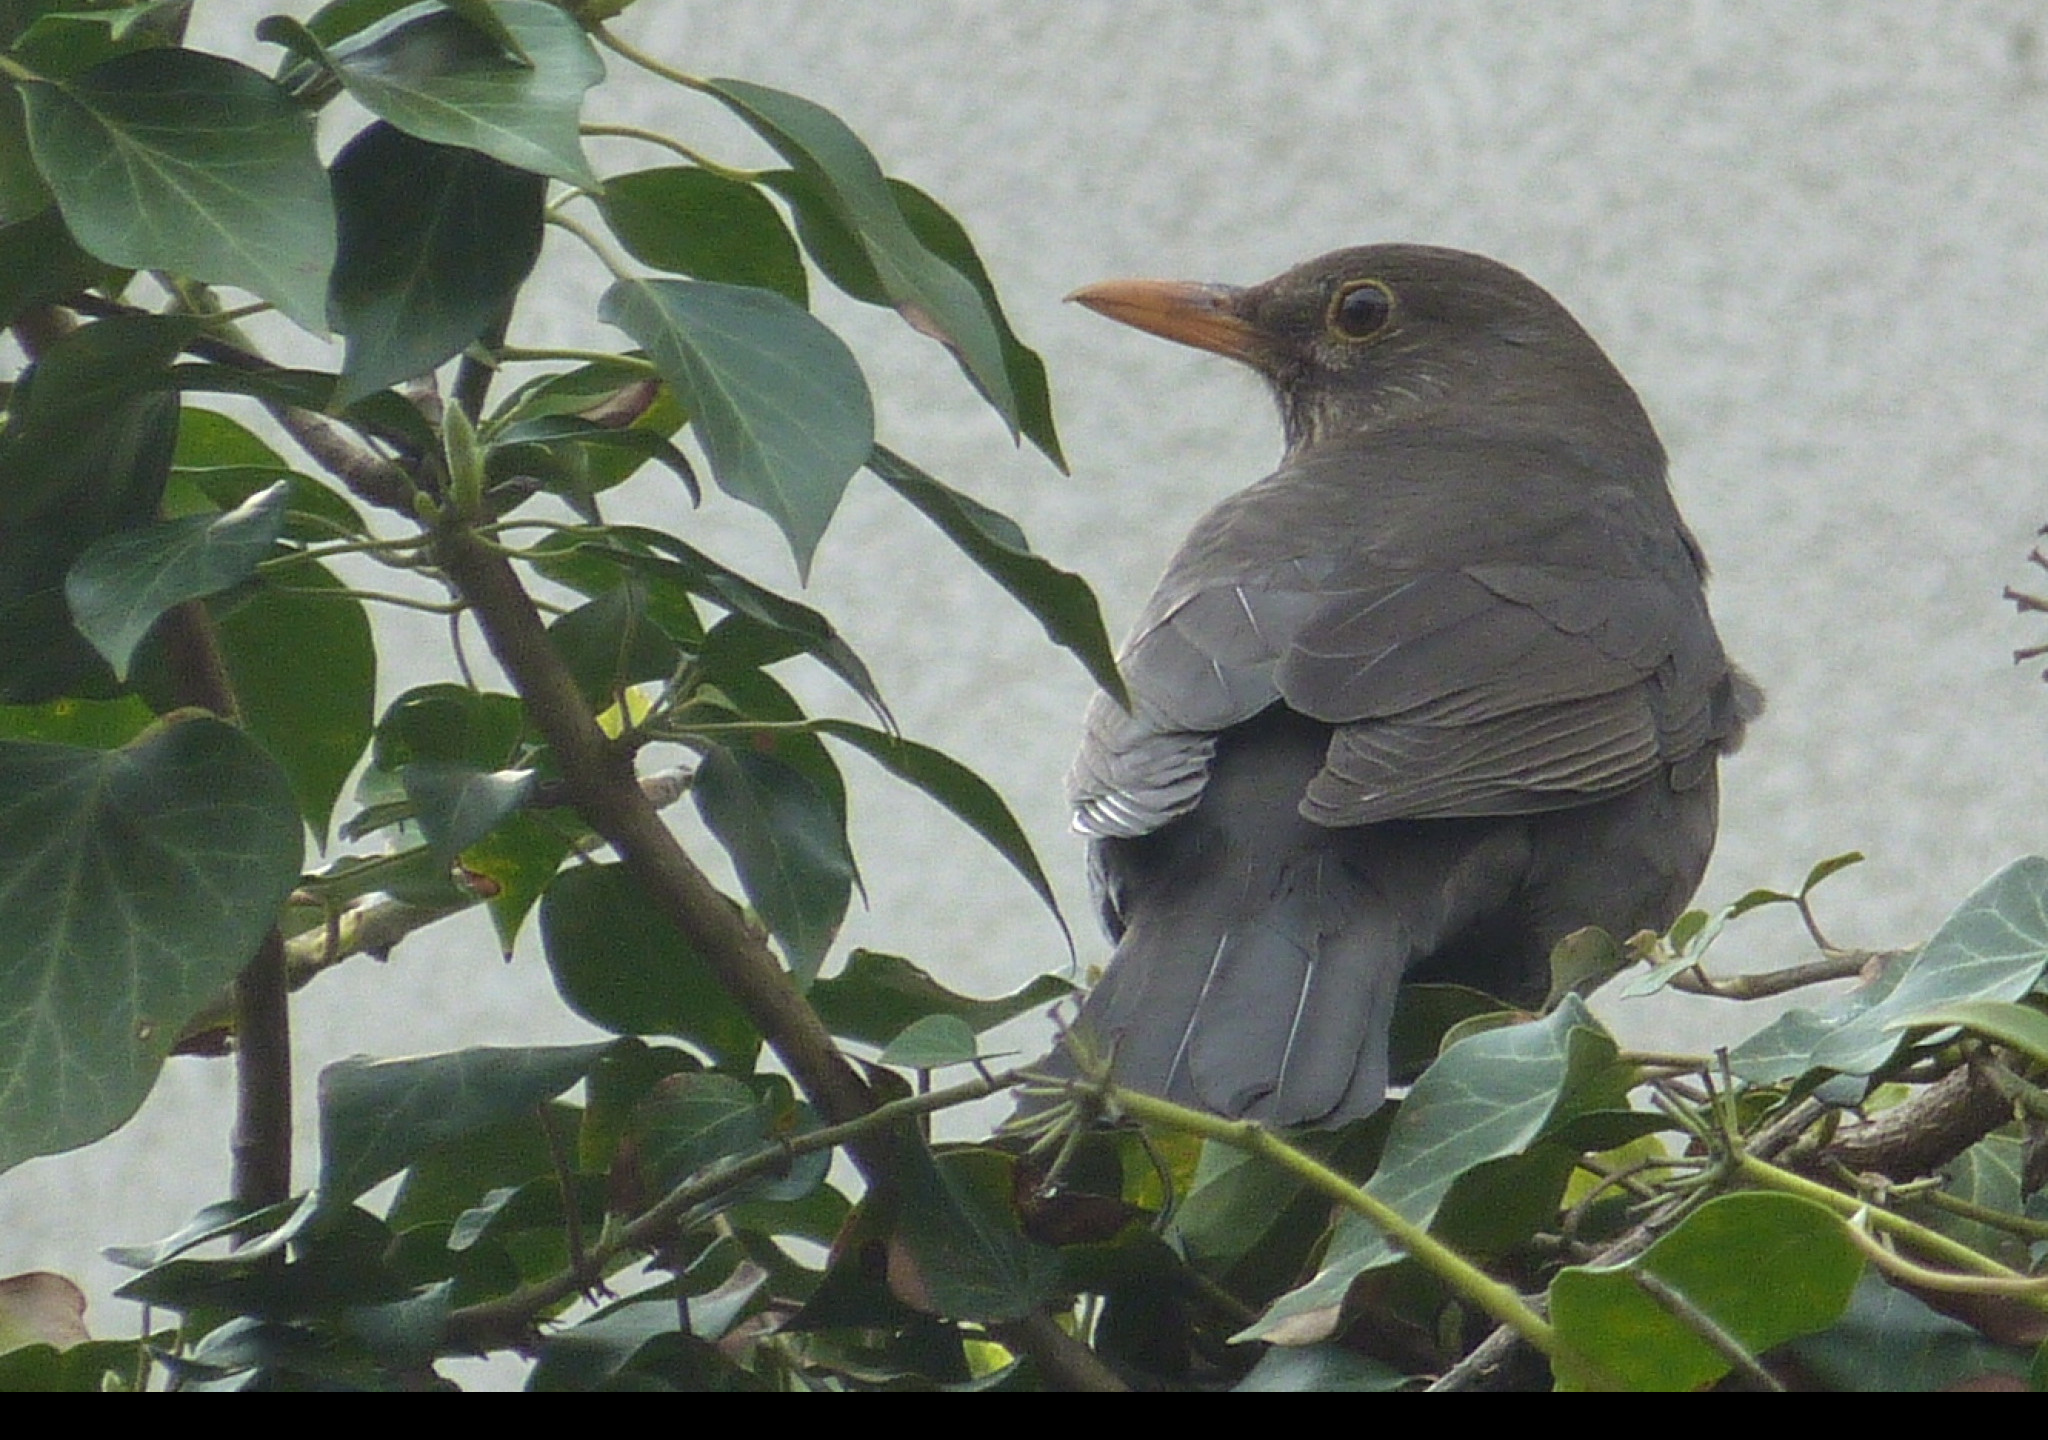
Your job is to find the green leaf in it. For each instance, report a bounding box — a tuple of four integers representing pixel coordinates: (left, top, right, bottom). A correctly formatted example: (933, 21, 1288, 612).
(1550, 1192, 1863, 1391)
(313, 0, 601, 185)
(0, 207, 111, 325)
(314, 1041, 615, 1215)
(711, 81, 1019, 436)
(814, 717, 1069, 949)
(64, 480, 289, 680)
(538, 862, 761, 1067)
(0, 694, 153, 749)
(600, 166, 807, 305)
(461, 810, 570, 957)
(891, 1144, 1061, 1323)
(19, 49, 335, 329)
(207, 563, 376, 840)
(1234, 1344, 1410, 1393)
(328, 120, 545, 405)
(1887, 998, 2048, 1066)
(878, 1014, 981, 1069)
(1244, 995, 1628, 1344)
(1807, 856, 2048, 1076)
(400, 761, 534, 866)
(1786, 1270, 2031, 1392)
(0, 718, 303, 1173)
(369, 682, 525, 772)
(545, 577, 683, 710)
(600, 277, 874, 579)
(490, 413, 699, 507)
(865, 445, 1119, 702)
(0, 85, 54, 222)
(808, 949, 1073, 1048)
(693, 745, 856, 984)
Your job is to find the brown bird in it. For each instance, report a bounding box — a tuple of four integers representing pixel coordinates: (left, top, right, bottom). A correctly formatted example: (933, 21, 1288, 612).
(1054, 245, 1759, 1126)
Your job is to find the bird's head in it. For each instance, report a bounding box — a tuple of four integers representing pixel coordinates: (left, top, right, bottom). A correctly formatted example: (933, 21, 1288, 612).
(1070, 244, 1660, 469)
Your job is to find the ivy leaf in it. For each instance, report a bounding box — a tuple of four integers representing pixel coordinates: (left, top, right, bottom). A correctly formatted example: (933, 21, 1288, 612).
(600, 166, 807, 305)
(710, 80, 1019, 437)
(314, 1042, 615, 1215)
(64, 481, 289, 681)
(538, 863, 761, 1068)
(807, 949, 1073, 1049)
(814, 718, 1068, 950)
(19, 49, 335, 330)
(297, 0, 601, 185)
(600, 277, 874, 579)
(400, 762, 534, 867)
(0, 718, 303, 1174)
(694, 745, 856, 985)
(866, 445, 1120, 703)
(328, 121, 545, 405)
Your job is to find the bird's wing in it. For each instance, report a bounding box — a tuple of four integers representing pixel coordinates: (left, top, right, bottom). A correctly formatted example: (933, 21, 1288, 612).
(1071, 522, 1725, 837)
(1281, 560, 1721, 823)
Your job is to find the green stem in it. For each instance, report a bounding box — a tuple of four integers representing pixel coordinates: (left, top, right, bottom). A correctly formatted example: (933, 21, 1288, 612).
(580, 122, 757, 179)
(494, 345, 659, 374)
(1734, 1153, 2047, 1304)
(547, 210, 637, 285)
(1103, 1085, 1573, 1370)
(591, 23, 712, 94)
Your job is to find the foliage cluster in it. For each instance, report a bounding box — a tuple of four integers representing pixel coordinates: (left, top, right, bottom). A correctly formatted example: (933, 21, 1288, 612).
(4, 0, 2048, 1392)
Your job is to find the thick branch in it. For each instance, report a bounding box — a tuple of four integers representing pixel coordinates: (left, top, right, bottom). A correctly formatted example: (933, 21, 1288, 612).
(431, 527, 881, 1144)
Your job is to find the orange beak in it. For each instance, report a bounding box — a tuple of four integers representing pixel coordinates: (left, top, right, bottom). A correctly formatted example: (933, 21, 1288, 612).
(1066, 279, 1259, 363)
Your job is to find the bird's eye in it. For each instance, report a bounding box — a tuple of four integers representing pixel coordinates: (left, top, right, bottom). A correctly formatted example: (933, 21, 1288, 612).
(1328, 279, 1394, 341)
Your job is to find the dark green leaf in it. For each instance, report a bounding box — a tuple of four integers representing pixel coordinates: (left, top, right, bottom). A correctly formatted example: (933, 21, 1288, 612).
(1550, 1192, 1863, 1391)
(0, 1337, 156, 1392)
(0, 207, 110, 325)
(1234, 1344, 1409, 1392)
(891, 1144, 1061, 1323)
(601, 166, 807, 304)
(400, 761, 534, 866)
(866, 445, 1120, 701)
(0, 718, 303, 1173)
(462, 810, 570, 957)
(538, 862, 761, 1067)
(815, 717, 1069, 948)
(1786, 1271, 2031, 1392)
(632, 1070, 777, 1195)
(20, 50, 334, 328)
(489, 413, 699, 505)
(328, 121, 545, 405)
(1245, 996, 1628, 1344)
(693, 744, 855, 984)
(314, 1041, 615, 1214)
(545, 577, 683, 710)
(1887, 998, 2048, 1066)
(65, 480, 289, 680)
(208, 563, 376, 839)
(808, 948, 1073, 1048)
(369, 682, 525, 773)
(0, 85, 53, 221)
(600, 277, 874, 578)
(318, 0, 600, 184)
(712, 81, 1018, 435)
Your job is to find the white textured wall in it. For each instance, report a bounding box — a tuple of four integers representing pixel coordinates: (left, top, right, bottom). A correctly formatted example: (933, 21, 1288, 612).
(10, 1, 2048, 1356)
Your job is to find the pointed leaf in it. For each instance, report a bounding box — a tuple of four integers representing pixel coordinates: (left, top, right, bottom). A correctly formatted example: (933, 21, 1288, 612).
(1244, 996, 1628, 1343)
(878, 1014, 980, 1069)
(866, 445, 1118, 702)
(712, 80, 1018, 432)
(693, 745, 855, 984)
(600, 277, 873, 578)
(1887, 998, 2048, 1067)
(65, 480, 289, 679)
(400, 762, 534, 866)
(318, 0, 600, 185)
(891, 1144, 1061, 1323)
(545, 577, 683, 710)
(0, 718, 303, 1173)
(208, 562, 376, 839)
(20, 50, 334, 329)
(314, 1041, 615, 1214)
(462, 810, 570, 957)
(1550, 1192, 1863, 1391)
(328, 121, 544, 404)
(0, 206, 112, 326)
(600, 166, 806, 304)
(808, 948, 1074, 1048)
(1809, 856, 2048, 1076)
(814, 717, 1068, 948)
(539, 862, 761, 1067)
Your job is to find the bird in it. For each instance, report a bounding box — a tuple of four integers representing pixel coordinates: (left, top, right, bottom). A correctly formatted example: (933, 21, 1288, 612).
(1049, 244, 1759, 1128)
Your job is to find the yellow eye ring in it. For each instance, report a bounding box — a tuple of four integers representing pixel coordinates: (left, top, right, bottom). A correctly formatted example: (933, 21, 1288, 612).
(1328, 279, 1394, 341)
